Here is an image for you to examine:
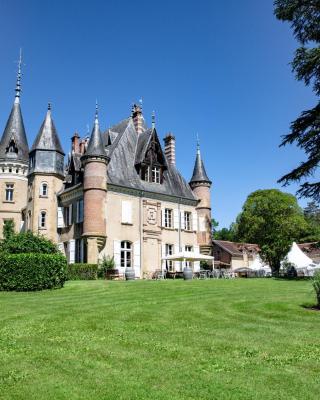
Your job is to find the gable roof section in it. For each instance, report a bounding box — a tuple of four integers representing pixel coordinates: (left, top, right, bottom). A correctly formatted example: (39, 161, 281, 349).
(105, 118, 196, 200)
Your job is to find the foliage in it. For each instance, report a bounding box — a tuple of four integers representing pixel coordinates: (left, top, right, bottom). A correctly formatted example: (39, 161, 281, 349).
(282, 259, 298, 278)
(312, 270, 320, 307)
(0, 280, 319, 399)
(0, 231, 58, 254)
(98, 255, 115, 278)
(2, 220, 15, 240)
(0, 253, 67, 291)
(213, 223, 238, 241)
(236, 189, 308, 275)
(211, 218, 219, 235)
(300, 201, 320, 241)
(67, 263, 98, 280)
(274, 0, 320, 201)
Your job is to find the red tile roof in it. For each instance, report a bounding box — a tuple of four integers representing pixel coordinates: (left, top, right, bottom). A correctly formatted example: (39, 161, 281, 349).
(213, 240, 260, 256)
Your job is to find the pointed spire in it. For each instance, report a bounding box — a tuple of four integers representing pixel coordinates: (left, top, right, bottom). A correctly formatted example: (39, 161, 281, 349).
(14, 49, 23, 104)
(82, 103, 108, 160)
(30, 103, 64, 155)
(0, 50, 29, 163)
(189, 137, 211, 186)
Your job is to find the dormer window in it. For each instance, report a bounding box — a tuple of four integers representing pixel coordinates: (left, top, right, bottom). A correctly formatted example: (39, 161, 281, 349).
(6, 139, 18, 155)
(141, 165, 162, 184)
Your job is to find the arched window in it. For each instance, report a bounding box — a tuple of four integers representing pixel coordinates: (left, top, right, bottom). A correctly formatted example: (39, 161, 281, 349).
(39, 211, 46, 228)
(40, 182, 48, 197)
(120, 241, 132, 268)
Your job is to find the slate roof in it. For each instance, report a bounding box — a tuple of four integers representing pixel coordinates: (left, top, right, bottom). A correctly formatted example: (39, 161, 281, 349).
(104, 118, 195, 199)
(190, 147, 211, 184)
(31, 108, 64, 155)
(62, 116, 197, 201)
(213, 240, 260, 256)
(0, 102, 29, 163)
(83, 119, 108, 160)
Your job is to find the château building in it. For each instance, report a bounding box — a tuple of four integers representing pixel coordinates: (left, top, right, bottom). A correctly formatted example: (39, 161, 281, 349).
(0, 61, 213, 277)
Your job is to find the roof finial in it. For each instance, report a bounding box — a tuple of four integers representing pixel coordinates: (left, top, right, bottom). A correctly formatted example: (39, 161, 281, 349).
(139, 98, 143, 109)
(95, 100, 99, 125)
(47, 102, 51, 111)
(196, 133, 200, 155)
(14, 48, 23, 104)
(152, 110, 155, 129)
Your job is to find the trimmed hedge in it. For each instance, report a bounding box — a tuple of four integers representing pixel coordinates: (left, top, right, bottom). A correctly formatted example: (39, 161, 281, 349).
(67, 263, 98, 280)
(0, 231, 58, 254)
(0, 253, 67, 291)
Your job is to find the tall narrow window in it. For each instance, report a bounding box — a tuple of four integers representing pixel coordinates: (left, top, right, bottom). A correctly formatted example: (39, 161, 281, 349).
(5, 184, 14, 201)
(120, 241, 132, 268)
(164, 208, 173, 228)
(184, 212, 191, 231)
(165, 244, 173, 272)
(185, 245, 193, 268)
(39, 211, 46, 228)
(40, 183, 48, 197)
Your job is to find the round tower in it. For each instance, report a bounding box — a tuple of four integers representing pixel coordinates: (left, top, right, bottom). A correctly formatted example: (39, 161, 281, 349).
(189, 141, 212, 255)
(26, 104, 65, 242)
(81, 105, 109, 263)
(0, 51, 29, 238)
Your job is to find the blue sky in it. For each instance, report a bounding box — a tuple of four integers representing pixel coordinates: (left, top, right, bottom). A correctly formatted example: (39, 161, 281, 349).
(0, 0, 316, 228)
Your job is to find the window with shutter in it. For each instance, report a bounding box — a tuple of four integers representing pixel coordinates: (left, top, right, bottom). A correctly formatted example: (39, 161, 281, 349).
(57, 207, 64, 228)
(69, 239, 75, 264)
(121, 201, 132, 224)
(173, 209, 179, 229)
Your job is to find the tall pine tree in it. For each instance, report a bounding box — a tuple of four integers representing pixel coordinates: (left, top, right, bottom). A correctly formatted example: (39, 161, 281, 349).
(275, 1, 320, 201)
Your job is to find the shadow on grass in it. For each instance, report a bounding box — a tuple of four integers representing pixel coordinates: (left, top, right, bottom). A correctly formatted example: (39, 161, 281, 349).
(300, 304, 320, 312)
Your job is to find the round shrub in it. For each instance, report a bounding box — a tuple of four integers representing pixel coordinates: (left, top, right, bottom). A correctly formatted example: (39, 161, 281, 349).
(0, 231, 58, 254)
(0, 253, 67, 291)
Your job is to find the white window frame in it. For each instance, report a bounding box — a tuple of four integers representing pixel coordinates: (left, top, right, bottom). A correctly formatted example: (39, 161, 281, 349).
(152, 166, 160, 183)
(165, 244, 174, 272)
(120, 241, 132, 269)
(40, 182, 48, 197)
(164, 208, 173, 228)
(184, 211, 192, 231)
(5, 183, 14, 202)
(185, 245, 193, 268)
(39, 211, 47, 229)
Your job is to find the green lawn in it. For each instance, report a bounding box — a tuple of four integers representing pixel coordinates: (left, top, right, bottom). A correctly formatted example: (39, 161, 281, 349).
(0, 279, 319, 400)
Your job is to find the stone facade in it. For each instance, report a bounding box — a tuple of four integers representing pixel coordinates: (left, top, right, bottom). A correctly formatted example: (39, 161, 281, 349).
(0, 67, 213, 275)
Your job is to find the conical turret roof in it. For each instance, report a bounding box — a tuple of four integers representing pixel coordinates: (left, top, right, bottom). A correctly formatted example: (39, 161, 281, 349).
(82, 106, 108, 160)
(31, 105, 64, 155)
(189, 144, 211, 185)
(0, 102, 29, 163)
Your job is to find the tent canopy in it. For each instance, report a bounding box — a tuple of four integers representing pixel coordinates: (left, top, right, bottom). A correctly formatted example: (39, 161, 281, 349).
(162, 251, 214, 262)
(284, 242, 314, 269)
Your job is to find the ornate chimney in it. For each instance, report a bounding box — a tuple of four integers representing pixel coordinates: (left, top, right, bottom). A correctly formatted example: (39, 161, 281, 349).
(164, 133, 176, 166)
(71, 132, 80, 153)
(132, 103, 144, 134)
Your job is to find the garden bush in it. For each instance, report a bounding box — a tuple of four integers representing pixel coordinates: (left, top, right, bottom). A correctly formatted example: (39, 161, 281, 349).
(67, 263, 98, 280)
(98, 255, 115, 278)
(312, 270, 320, 308)
(0, 231, 58, 254)
(0, 253, 67, 291)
